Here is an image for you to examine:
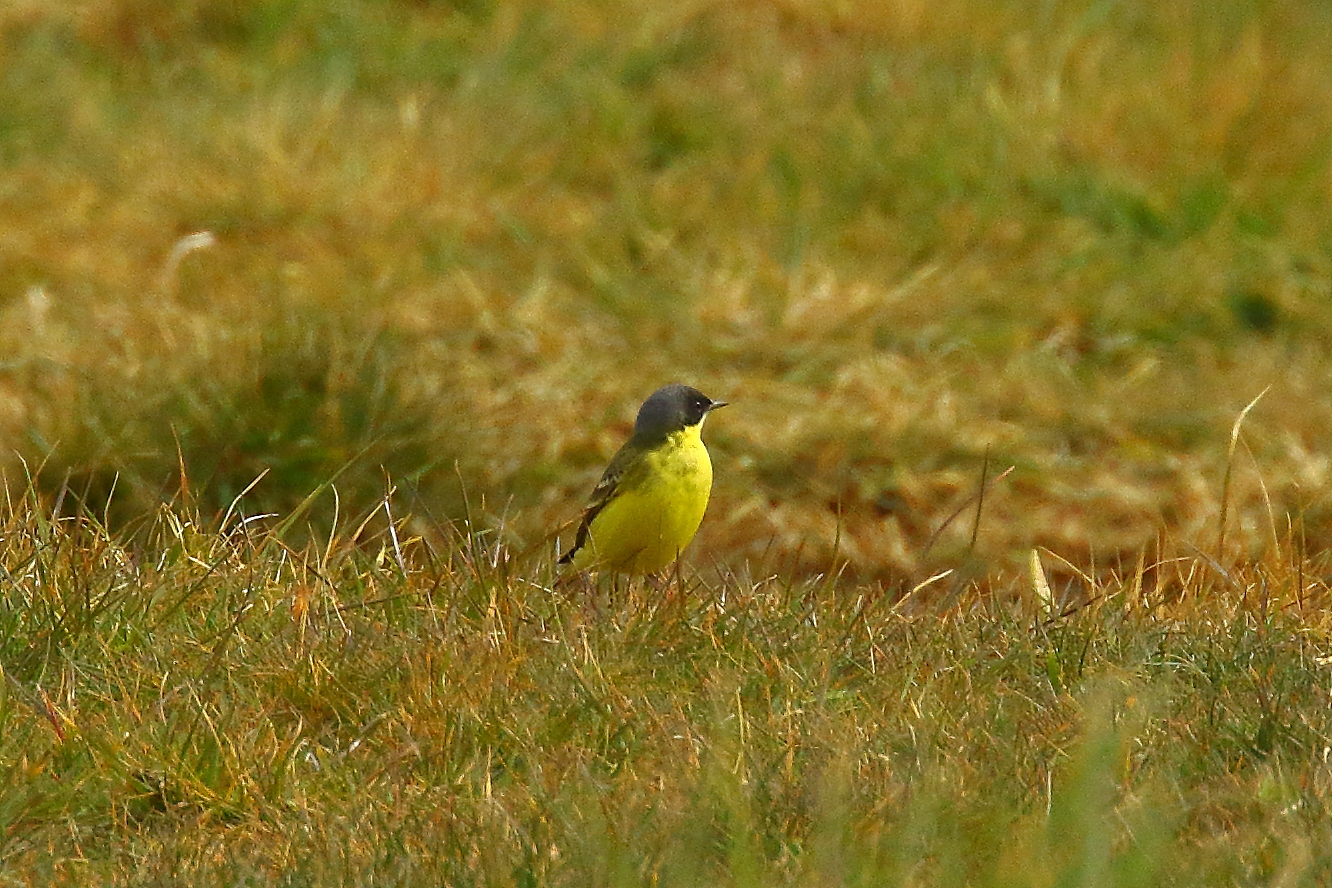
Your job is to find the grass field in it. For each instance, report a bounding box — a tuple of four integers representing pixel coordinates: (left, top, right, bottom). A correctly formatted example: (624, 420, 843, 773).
(6, 0, 1332, 883)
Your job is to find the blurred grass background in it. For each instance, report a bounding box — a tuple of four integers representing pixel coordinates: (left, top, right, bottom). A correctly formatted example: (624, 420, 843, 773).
(6, 0, 1332, 581)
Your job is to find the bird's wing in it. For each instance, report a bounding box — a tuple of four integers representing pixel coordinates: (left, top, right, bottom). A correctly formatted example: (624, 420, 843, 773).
(559, 442, 646, 565)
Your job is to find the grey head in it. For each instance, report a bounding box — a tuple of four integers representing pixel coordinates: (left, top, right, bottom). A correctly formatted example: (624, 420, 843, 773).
(632, 384, 727, 443)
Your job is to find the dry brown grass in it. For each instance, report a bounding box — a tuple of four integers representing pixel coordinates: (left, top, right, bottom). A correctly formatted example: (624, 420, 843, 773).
(3, 0, 1332, 586)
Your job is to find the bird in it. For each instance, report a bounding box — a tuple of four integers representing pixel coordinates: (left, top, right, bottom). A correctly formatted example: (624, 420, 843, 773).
(559, 383, 727, 575)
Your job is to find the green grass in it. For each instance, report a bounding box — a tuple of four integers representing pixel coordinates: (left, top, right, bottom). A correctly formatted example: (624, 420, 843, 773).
(2, 493, 1331, 884)
(6, 0, 1332, 882)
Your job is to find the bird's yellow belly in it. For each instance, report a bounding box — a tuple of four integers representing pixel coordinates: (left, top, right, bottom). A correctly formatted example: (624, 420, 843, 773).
(582, 432, 713, 574)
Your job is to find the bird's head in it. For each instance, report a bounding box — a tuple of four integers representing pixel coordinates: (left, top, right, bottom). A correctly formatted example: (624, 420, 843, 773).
(633, 383, 727, 441)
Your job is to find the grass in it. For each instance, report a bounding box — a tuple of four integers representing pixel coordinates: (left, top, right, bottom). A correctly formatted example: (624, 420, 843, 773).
(3, 490, 1332, 884)
(5, 0, 1332, 882)
(8, 0, 1332, 576)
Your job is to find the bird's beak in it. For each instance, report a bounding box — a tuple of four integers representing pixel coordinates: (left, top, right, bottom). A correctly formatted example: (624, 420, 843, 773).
(708, 399, 728, 412)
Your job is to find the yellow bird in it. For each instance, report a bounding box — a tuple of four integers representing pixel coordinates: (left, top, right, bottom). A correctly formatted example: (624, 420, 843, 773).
(560, 384, 727, 575)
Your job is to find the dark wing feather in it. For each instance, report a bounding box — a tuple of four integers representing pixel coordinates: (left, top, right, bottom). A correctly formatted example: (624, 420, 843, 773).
(559, 442, 645, 565)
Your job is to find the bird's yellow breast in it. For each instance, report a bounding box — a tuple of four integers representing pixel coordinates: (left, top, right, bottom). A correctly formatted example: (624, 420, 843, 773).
(573, 424, 713, 574)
